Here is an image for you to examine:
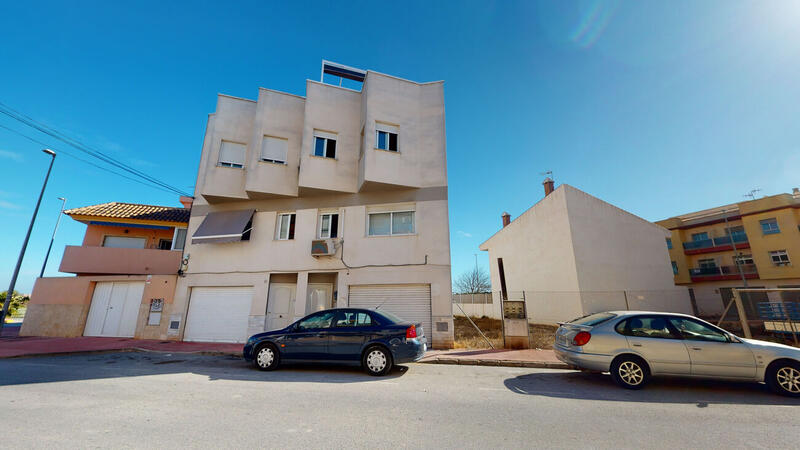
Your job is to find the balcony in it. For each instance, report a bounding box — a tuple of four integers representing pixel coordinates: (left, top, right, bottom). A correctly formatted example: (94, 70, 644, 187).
(682, 233, 749, 255)
(689, 264, 759, 282)
(59, 245, 183, 275)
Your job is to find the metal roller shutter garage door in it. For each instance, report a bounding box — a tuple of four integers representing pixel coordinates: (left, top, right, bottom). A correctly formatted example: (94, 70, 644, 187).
(348, 284, 431, 337)
(184, 287, 254, 343)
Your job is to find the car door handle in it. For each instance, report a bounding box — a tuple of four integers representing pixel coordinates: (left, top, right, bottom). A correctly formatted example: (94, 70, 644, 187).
(691, 347, 702, 351)
(632, 343, 642, 347)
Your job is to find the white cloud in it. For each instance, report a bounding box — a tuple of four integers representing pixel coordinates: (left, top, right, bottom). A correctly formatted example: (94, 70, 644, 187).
(457, 230, 473, 238)
(0, 200, 21, 209)
(0, 150, 23, 162)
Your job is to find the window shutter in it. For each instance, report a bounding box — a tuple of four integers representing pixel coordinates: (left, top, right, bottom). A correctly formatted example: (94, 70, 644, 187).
(219, 141, 246, 166)
(261, 136, 288, 163)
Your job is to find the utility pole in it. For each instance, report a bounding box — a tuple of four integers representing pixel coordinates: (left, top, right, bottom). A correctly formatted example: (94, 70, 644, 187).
(0, 149, 56, 332)
(39, 197, 67, 278)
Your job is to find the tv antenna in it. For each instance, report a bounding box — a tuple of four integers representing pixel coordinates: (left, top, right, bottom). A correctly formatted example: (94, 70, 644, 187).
(540, 170, 553, 179)
(743, 189, 761, 200)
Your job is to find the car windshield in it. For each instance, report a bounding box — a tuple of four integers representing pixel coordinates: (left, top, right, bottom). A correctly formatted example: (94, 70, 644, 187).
(569, 312, 617, 326)
(373, 310, 405, 324)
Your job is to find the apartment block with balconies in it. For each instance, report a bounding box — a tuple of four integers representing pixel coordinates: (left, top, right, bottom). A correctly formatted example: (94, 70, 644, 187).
(172, 62, 454, 348)
(657, 188, 800, 318)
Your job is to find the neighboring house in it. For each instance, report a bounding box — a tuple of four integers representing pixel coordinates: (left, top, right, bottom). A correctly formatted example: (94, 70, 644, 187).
(656, 188, 800, 318)
(479, 180, 692, 323)
(20, 200, 191, 339)
(171, 61, 454, 348)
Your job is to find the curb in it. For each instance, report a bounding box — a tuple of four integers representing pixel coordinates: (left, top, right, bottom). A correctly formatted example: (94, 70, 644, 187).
(2, 347, 243, 360)
(419, 357, 569, 369)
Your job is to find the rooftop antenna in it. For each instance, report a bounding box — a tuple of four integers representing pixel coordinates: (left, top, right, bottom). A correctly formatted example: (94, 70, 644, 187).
(540, 170, 553, 180)
(743, 189, 761, 200)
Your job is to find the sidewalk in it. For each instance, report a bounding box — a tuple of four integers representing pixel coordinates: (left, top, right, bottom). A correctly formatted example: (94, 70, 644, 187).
(419, 348, 570, 369)
(0, 327, 243, 359)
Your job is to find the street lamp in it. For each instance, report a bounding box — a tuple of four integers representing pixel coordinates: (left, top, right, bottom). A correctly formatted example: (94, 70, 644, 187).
(0, 149, 56, 332)
(39, 197, 67, 278)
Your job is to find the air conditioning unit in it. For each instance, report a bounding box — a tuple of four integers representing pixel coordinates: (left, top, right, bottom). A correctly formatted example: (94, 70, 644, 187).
(311, 239, 336, 256)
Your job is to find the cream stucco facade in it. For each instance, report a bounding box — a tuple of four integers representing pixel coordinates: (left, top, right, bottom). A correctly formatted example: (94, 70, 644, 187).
(174, 68, 454, 348)
(479, 184, 692, 323)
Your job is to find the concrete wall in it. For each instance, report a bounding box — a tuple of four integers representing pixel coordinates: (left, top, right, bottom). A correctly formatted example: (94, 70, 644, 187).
(480, 185, 692, 324)
(59, 246, 182, 275)
(20, 275, 178, 339)
(82, 224, 175, 248)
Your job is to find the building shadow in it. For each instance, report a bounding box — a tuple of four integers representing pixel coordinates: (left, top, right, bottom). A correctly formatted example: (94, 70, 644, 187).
(504, 370, 800, 407)
(0, 352, 409, 386)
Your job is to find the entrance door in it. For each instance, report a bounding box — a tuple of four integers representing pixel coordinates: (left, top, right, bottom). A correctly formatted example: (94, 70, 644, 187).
(307, 283, 332, 314)
(84, 281, 145, 337)
(266, 283, 296, 331)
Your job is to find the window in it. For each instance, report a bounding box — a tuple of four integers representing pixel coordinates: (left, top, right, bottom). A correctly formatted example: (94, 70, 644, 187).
(760, 218, 780, 235)
(666, 238, 673, 250)
(318, 213, 339, 238)
(313, 131, 337, 159)
(260, 136, 288, 164)
(172, 228, 187, 251)
(698, 258, 717, 269)
(725, 225, 745, 235)
(295, 311, 335, 331)
(333, 311, 373, 328)
(668, 317, 729, 342)
(615, 316, 681, 339)
(769, 250, 791, 266)
(158, 239, 173, 250)
(376, 127, 398, 152)
(276, 213, 296, 240)
(218, 141, 246, 168)
(368, 211, 415, 236)
(733, 254, 753, 265)
(671, 261, 679, 275)
(691, 232, 709, 241)
(568, 312, 617, 327)
(102, 236, 147, 249)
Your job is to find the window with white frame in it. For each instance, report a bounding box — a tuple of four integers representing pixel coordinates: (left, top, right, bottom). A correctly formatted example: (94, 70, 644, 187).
(172, 228, 187, 251)
(261, 136, 288, 164)
(318, 213, 339, 238)
(733, 254, 754, 265)
(375, 123, 398, 152)
(769, 250, 790, 266)
(698, 258, 717, 269)
(368, 211, 415, 236)
(313, 131, 337, 159)
(218, 141, 246, 168)
(276, 213, 296, 240)
(760, 218, 780, 235)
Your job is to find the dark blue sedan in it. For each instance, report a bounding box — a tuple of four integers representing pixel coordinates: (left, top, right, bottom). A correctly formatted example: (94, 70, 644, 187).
(243, 308, 428, 376)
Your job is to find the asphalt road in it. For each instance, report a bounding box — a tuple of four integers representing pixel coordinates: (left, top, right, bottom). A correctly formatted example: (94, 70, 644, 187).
(0, 352, 798, 449)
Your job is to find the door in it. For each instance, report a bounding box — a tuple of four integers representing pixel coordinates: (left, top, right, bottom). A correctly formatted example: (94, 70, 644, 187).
(307, 283, 332, 314)
(618, 316, 691, 375)
(84, 281, 145, 337)
(668, 317, 756, 378)
(282, 310, 335, 361)
(184, 287, 253, 343)
(266, 283, 296, 331)
(327, 310, 374, 361)
(348, 284, 431, 336)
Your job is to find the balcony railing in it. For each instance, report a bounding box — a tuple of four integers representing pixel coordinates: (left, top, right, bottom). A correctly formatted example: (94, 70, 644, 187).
(689, 264, 758, 280)
(682, 233, 749, 252)
(59, 245, 183, 275)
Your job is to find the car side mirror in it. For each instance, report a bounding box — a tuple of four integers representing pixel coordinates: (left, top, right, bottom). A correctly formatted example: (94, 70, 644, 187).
(727, 334, 741, 343)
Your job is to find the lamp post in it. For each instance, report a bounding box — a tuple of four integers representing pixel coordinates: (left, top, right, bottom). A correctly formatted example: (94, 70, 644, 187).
(39, 197, 66, 278)
(0, 149, 56, 332)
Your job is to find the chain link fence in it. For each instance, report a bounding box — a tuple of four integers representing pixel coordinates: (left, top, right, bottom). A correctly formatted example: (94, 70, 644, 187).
(717, 288, 800, 346)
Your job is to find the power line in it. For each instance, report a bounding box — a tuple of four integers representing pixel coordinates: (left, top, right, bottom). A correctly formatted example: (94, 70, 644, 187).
(0, 101, 191, 196)
(0, 123, 181, 195)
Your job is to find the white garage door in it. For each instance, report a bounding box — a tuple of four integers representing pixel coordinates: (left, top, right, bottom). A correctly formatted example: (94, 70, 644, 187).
(348, 284, 431, 336)
(184, 287, 253, 343)
(84, 281, 145, 338)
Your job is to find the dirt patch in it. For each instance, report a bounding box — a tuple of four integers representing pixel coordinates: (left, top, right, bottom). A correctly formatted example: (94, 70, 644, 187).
(454, 316, 557, 349)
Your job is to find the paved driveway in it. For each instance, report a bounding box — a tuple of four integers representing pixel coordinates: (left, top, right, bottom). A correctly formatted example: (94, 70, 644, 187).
(1, 353, 798, 448)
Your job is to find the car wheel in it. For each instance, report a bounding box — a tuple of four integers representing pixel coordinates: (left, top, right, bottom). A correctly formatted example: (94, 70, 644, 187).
(254, 343, 279, 371)
(767, 360, 800, 397)
(362, 346, 393, 377)
(610, 355, 649, 390)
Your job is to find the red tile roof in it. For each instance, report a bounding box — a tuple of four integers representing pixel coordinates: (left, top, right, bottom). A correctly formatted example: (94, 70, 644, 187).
(65, 202, 190, 224)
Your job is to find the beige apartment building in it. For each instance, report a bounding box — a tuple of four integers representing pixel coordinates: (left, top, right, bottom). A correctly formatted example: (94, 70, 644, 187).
(171, 62, 454, 348)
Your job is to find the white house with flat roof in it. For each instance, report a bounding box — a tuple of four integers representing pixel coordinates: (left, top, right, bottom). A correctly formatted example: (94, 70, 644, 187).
(479, 180, 692, 323)
(171, 61, 454, 348)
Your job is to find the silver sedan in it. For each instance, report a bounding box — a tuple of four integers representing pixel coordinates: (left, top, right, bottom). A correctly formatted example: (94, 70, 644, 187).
(554, 311, 800, 396)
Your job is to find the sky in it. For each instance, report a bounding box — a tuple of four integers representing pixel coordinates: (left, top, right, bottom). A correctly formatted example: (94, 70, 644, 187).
(0, 0, 799, 294)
